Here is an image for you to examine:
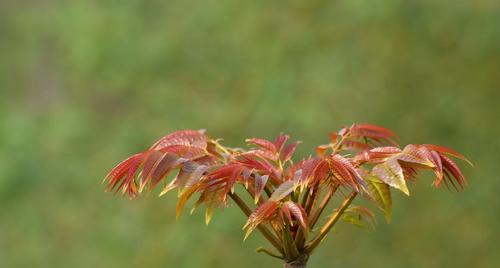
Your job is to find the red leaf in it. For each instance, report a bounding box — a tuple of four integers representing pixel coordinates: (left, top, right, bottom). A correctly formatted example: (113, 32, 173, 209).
(316, 144, 330, 157)
(104, 152, 146, 196)
(138, 151, 164, 191)
(298, 157, 323, 184)
(248, 149, 278, 161)
(422, 144, 473, 166)
(350, 124, 399, 146)
(149, 153, 184, 189)
(151, 129, 207, 150)
(342, 140, 371, 151)
(243, 201, 279, 240)
(270, 180, 299, 201)
(429, 150, 444, 183)
(253, 174, 269, 203)
(282, 201, 309, 230)
(397, 145, 435, 168)
(274, 134, 289, 152)
(330, 154, 364, 191)
(159, 145, 207, 159)
(205, 164, 244, 193)
(353, 146, 401, 164)
(328, 132, 340, 143)
(438, 154, 467, 190)
(281, 141, 301, 162)
(352, 124, 396, 139)
(246, 138, 277, 154)
(237, 153, 281, 183)
(160, 161, 208, 196)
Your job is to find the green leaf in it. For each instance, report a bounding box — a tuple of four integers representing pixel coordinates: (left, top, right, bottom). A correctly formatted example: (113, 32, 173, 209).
(372, 157, 409, 196)
(341, 206, 377, 229)
(364, 174, 392, 222)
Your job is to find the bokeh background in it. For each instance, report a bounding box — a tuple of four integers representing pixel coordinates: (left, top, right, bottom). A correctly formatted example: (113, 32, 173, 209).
(1, 0, 499, 267)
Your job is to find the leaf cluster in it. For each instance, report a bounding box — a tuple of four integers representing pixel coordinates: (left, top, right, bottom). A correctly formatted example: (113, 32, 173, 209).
(103, 124, 471, 262)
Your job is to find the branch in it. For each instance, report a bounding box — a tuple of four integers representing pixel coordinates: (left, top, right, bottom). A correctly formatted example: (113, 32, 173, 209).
(228, 192, 284, 254)
(283, 219, 300, 260)
(256, 247, 283, 260)
(309, 184, 339, 228)
(304, 191, 358, 254)
(243, 185, 283, 242)
(294, 185, 318, 249)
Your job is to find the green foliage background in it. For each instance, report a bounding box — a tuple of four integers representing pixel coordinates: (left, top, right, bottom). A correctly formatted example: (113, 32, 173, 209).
(1, 0, 499, 267)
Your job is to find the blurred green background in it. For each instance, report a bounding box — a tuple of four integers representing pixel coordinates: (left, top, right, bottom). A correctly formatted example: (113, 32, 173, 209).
(1, 0, 499, 267)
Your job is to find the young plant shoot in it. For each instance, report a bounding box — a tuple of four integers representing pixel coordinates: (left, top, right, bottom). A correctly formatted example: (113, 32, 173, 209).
(103, 124, 471, 268)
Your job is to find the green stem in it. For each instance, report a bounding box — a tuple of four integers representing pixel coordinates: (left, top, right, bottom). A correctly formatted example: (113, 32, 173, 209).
(294, 186, 318, 249)
(256, 247, 283, 260)
(283, 220, 300, 260)
(304, 191, 358, 254)
(228, 192, 283, 254)
(309, 184, 339, 228)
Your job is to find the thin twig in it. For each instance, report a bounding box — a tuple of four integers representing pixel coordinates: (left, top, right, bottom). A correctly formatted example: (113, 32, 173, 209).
(228, 192, 284, 254)
(256, 247, 284, 260)
(309, 184, 339, 228)
(243, 185, 283, 241)
(304, 191, 357, 254)
(283, 219, 300, 260)
(294, 185, 318, 248)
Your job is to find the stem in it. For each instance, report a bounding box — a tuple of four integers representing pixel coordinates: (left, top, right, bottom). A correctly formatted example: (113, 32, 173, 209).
(294, 186, 318, 249)
(299, 187, 310, 215)
(304, 191, 358, 254)
(309, 184, 339, 228)
(283, 259, 308, 268)
(243, 185, 283, 242)
(303, 186, 318, 215)
(228, 192, 284, 254)
(264, 184, 273, 198)
(283, 220, 300, 260)
(331, 132, 349, 154)
(256, 247, 283, 260)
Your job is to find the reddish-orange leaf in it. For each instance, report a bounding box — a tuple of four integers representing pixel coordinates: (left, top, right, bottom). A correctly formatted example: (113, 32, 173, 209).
(149, 153, 184, 189)
(243, 201, 279, 240)
(330, 154, 364, 191)
(328, 132, 340, 143)
(163, 161, 208, 196)
(281, 141, 301, 162)
(151, 129, 207, 150)
(422, 144, 473, 166)
(439, 154, 467, 190)
(274, 134, 290, 152)
(138, 150, 164, 191)
(237, 154, 281, 183)
(270, 180, 299, 201)
(253, 174, 269, 203)
(342, 140, 372, 151)
(159, 145, 207, 159)
(246, 138, 277, 154)
(104, 152, 146, 195)
(350, 124, 398, 146)
(316, 144, 330, 157)
(282, 201, 309, 230)
(397, 145, 435, 168)
(353, 146, 401, 164)
(429, 150, 444, 183)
